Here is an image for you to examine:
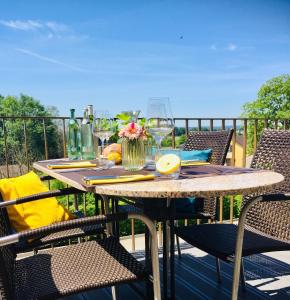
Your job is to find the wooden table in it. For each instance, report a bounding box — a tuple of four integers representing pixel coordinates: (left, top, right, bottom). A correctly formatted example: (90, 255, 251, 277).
(33, 160, 284, 300)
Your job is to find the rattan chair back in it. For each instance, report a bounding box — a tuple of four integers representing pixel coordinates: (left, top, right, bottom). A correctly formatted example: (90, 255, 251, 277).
(183, 129, 234, 218)
(183, 129, 234, 165)
(0, 204, 16, 299)
(245, 129, 290, 242)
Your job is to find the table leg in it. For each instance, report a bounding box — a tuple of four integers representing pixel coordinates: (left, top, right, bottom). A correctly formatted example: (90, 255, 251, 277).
(145, 227, 154, 299)
(101, 195, 113, 235)
(162, 219, 168, 300)
(114, 198, 120, 240)
(169, 198, 175, 300)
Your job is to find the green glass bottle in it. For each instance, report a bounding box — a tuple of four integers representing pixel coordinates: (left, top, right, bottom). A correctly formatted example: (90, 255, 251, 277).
(67, 109, 81, 160)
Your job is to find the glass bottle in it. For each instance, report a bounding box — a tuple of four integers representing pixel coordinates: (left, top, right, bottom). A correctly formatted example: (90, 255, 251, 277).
(87, 105, 94, 124)
(81, 108, 95, 160)
(67, 109, 81, 160)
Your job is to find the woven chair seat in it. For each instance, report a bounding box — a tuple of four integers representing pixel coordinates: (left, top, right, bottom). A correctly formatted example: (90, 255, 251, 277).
(176, 224, 290, 261)
(14, 237, 147, 299)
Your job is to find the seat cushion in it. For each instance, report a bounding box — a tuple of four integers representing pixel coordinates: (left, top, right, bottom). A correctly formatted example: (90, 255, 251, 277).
(175, 197, 196, 214)
(180, 149, 212, 161)
(0, 171, 74, 232)
(14, 237, 147, 299)
(176, 224, 290, 261)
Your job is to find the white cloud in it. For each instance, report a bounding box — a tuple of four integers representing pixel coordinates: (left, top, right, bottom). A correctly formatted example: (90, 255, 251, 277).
(45, 21, 68, 32)
(210, 44, 217, 50)
(15, 48, 85, 72)
(0, 20, 43, 31)
(226, 43, 237, 51)
(0, 19, 68, 33)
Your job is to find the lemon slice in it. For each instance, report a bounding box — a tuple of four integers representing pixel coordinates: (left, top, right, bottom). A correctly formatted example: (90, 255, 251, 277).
(156, 154, 181, 175)
(107, 152, 122, 164)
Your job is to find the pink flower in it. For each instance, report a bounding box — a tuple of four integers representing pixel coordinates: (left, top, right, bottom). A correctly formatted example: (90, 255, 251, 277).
(118, 122, 147, 140)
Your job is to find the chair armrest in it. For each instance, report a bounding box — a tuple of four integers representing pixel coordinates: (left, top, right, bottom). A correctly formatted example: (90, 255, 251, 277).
(0, 187, 84, 209)
(0, 212, 128, 247)
(40, 175, 55, 181)
(260, 193, 290, 202)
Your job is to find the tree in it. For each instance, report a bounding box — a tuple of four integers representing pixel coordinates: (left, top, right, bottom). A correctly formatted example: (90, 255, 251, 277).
(242, 74, 290, 153)
(0, 94, 63, 170)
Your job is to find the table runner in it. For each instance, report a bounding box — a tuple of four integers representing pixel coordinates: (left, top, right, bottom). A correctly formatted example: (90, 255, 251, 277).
(36, 159, 262, 190)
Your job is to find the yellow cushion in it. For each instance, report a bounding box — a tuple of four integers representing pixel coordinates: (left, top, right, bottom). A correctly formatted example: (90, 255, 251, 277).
(0, 171, 74, 232)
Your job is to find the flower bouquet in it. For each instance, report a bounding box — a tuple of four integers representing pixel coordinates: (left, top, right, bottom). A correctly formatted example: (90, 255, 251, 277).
(118, 121, 147, 171)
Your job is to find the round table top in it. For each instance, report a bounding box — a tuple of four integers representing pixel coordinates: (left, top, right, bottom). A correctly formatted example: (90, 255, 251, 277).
(93, 170, 284, 198)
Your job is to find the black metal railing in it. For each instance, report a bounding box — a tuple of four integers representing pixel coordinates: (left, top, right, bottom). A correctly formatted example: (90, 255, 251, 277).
(0, 116, 289, 225)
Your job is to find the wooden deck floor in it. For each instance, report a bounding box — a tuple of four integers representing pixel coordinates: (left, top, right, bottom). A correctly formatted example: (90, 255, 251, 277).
(62, 241, 290, 300)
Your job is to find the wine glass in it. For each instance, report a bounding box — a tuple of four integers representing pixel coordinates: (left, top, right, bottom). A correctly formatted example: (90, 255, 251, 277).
(146, 98, 174, 157)
(104, 114, 115, 145)
(93, 111, 112, 161)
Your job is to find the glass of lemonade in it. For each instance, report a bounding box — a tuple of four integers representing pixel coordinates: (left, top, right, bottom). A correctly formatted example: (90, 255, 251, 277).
(155, 148, 181, 179)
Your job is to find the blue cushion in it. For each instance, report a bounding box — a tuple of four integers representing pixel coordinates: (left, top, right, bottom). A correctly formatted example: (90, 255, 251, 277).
(175, 197, 196, 213)
(156, 148, 212, 162)
(180, 149, 212, 161)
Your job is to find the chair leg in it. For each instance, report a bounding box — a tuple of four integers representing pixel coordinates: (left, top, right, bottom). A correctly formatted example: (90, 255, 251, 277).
(176, 235, 182, 259)
(240, 258, 246, 291)
(216, 258, 222, 283)
(174, 220, 182, 259)
(131, 218, 135, 252)
(158, 222, 162, 247)
(111, 286, 117, 300)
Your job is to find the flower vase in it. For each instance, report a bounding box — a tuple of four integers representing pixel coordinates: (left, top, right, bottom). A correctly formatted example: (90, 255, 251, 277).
(122, 139, 145, 171)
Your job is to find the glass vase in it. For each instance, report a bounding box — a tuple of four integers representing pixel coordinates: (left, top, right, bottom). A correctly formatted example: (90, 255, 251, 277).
(122, 138, 145, 171)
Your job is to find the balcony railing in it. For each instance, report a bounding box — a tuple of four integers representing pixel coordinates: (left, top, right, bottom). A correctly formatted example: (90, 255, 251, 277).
(1, 115, 289, 228)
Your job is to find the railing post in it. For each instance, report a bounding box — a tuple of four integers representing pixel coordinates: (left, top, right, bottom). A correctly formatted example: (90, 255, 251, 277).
(172, 119, 176, 148)
(185, 118, 189, 138)
(231, 119, 236, 167)
(219, 196, 223, 223)
(221, 119, 225, 130)
(2, 118, 10, 177)
(230, 196, 234, 224)
(198, 119, 201, 131)
(243, 119, 247, 167)
(23, 120, 30, 170)
(253, 119, 258, 153)
(210, 119, 214, 131)
(42, 119, 49, 160)
(62, 119, 67, 158)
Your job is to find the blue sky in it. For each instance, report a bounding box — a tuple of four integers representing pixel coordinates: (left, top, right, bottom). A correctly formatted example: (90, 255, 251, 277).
(0, 0, 289, 118)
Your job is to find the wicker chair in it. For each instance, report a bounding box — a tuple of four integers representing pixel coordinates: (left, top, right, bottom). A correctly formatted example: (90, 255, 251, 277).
(0, 194, 161, 300)
(0, 177, 104, 253)
(176, 129, 290, 299)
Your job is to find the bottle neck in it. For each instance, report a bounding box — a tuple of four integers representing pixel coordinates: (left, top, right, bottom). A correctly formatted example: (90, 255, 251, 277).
(70, 110, 75, 119)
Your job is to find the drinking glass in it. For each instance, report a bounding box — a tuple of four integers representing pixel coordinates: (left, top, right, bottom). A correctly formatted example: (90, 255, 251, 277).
(146, 98, 174, 157)
(93, 111, 112, 161)
(104, 114, 115, 145)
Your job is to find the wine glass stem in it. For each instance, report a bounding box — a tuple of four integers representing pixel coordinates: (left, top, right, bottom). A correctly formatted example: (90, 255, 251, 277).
(155, 139, 163, 160)
(100, 139, 105, 162)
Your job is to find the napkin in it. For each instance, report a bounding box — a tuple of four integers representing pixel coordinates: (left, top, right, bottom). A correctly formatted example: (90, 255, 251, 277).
(47, 161, 97, 169)
(84, 174, 155, 185)
(181, 161, 210, 167)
